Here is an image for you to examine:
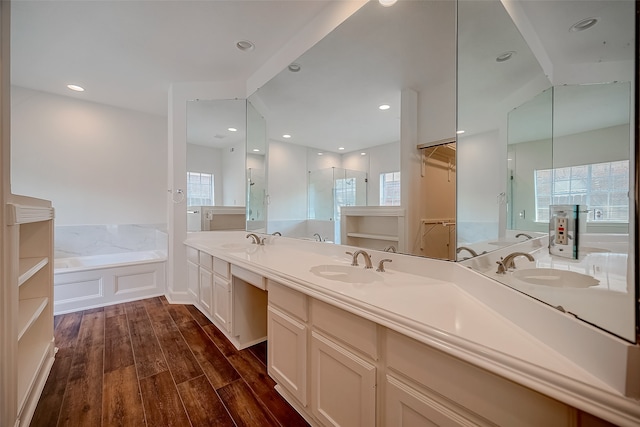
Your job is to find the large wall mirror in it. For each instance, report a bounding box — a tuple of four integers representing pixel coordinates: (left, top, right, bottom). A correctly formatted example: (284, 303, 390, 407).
(457, 0, 636, 342)
(186, 99, 247, 232)
(247, 0, 456, 256)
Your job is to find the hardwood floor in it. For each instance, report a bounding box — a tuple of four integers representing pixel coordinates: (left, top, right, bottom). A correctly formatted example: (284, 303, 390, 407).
(31, 297, 309, 427)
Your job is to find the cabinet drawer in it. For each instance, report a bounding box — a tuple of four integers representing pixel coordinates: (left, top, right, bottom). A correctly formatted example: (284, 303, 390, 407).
(186, 246, 199, 263)
(267, 280, 307, 322)
(385, 330, 573, 426)
(231, 265, 265, 290)
(310, 299, 377, 360)
(213, 257, 230, 279)
(199, 251, 213, 271)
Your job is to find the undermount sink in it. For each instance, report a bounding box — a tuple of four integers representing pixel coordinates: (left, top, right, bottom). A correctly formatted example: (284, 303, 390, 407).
(309, 264, 382, 284)
(511, 268, 599, 288)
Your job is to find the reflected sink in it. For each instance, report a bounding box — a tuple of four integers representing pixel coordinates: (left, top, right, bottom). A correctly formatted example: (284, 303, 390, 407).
(309, 264, 382, 284)
(512, 268, 599, 288)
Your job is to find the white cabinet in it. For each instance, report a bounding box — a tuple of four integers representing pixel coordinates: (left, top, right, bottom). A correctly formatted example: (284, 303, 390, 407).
(267, 280, 308, 406)
(198, 267, 213, 315)
(213, 276, 231, 331)
(186, 246, 199, 301)
(2, 198, 55, 427)
(310, 331, 376, 427)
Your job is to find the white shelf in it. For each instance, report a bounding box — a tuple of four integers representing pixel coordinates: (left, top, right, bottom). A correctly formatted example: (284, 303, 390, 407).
(17, 333, 52, 415)
(18, 297, 49, 341)
(346, 232, 399, 242)
(18, 257, 48, 287)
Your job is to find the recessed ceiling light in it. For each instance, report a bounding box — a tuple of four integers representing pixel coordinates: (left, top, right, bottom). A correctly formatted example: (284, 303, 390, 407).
(361, 152, 367, 156)
(253, 148, 260, 152)
(67, 84, 84, 92)
(288, 63, 301, 72)
(282, 134, 291, 139)
(570, 17, 598, 32)
(228, 127, 237, 132)
(379, 104, 391, 110)
(338, 147, 345, 151)
(236, 40, 255, 52)
(456, 130, 465, 134)
(379, 0, 398, 7)
(496, 51, 516, 62)
(317, 152, 323, 156)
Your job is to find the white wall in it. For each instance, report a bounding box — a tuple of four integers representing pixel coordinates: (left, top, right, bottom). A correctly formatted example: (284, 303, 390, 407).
(343, 141, 400, 206)
(268, 140, 307, 221)
(222, 140, 246, 205)
(11, 86, 167, 225)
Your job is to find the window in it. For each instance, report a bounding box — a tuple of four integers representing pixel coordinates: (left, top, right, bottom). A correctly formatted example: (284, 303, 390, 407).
(534, 160, 629, 223)
(380, 171, 400, 206)
(335, 177, 357, 208)
(187, 172, 214, 206)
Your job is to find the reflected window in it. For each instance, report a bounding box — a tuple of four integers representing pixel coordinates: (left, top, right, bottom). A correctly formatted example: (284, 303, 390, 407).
(335, 178, 357, 207)
(187, 172, 214, 206)
(534, 160, 629, 222)
(380, 172, 400, 206)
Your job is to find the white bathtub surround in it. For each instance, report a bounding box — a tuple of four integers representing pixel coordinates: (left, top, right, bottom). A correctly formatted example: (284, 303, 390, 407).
(53, 250, 167, 314)
(185, 230, 640, 426)
(54, 223, 167, 258)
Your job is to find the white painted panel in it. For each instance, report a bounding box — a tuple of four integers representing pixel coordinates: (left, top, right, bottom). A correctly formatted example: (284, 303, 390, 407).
(114, 271, 157, 294)
(54, 278, 103, 302)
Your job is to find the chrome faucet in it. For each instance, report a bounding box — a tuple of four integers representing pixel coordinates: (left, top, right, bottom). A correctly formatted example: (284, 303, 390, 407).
(515, 233, 533, 240)
(496, 251, 535, 274)
(246, 233, 264, 245)
(383, 245, 397, 253)
(346, 250, 373, 269)
(313, 233, 323, 242)
(272, 231, 282, 236)
(456, 246, 478, 257)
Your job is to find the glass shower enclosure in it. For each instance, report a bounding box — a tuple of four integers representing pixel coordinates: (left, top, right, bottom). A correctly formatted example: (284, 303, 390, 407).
(308, 167, 367, 243)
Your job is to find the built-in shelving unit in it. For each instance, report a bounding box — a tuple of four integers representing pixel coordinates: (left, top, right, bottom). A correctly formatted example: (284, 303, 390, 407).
(3, 197, 56, 427)
(340, 206, 405, 252)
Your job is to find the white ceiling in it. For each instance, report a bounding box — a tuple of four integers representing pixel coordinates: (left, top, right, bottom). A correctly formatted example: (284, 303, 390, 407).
(11, 0, 636, 153)
(11, 0, 332, 116)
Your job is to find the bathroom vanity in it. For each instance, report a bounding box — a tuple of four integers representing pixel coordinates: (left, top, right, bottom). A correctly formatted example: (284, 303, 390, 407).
(184, 231, 640, 427)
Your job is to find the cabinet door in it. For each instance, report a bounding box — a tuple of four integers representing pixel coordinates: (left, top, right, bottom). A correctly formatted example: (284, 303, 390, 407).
(310, 331, 376, 427)
(187, 260, 199, 301)
(268, 307, 307, 406)
(199, 267, 213, 315)
(385, 375, 492, 427)
(213, 276, 231, 332)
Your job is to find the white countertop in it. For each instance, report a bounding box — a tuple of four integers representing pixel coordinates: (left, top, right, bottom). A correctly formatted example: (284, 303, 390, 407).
(185, 231, 640, 426)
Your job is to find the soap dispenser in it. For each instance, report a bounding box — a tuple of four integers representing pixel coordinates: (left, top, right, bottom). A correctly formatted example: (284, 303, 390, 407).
(549, 205, 585, 259)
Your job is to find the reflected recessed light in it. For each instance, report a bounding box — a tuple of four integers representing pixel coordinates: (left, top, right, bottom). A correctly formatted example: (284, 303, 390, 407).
(67, 84, 85, 92)
(236, 40, 255, 52)
(317, 152, 323, 156)
(378, 104, 390, 110)
(253, 148, 260, 152)
(228, 127, 237, 132)
(379, 0, 398, 7)
(338, 147, 345, 151)
(456, 130, 465, 134)
(288, 63, 301, 72)
(570, 17, 598, 32)
(282, 134, 291, 139)
(361, 152, 367, 156)
(496, 51, 516, 62)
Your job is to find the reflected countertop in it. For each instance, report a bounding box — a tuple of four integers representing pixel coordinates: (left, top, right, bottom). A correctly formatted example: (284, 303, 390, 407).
(184, 230, 640, 425)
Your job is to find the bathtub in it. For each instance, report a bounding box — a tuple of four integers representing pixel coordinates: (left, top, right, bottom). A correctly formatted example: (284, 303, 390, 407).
(53, 250, 167, 314)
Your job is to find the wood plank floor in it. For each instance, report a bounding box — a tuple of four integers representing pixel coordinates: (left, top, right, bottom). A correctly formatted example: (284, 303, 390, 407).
(31, 297, 309, 427)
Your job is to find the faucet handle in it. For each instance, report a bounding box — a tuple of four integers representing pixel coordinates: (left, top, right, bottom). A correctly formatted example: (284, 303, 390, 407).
(376, 259, 392, 272)
(496, 258, 507, 274)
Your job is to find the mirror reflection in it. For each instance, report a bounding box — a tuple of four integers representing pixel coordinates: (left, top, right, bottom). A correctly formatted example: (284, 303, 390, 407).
(457, 0, 636, 342)
(186, 99, 246, 232)
(248, 0, 456, 258)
